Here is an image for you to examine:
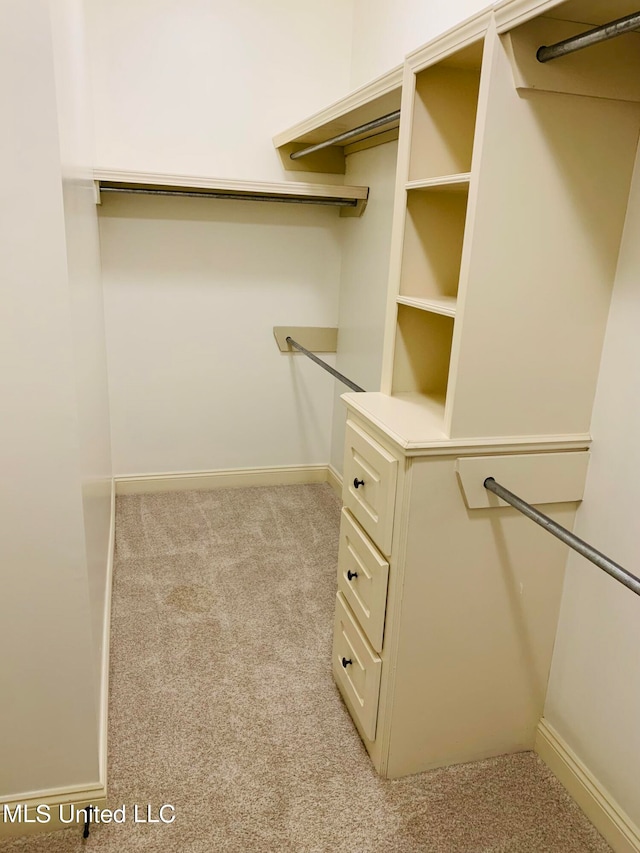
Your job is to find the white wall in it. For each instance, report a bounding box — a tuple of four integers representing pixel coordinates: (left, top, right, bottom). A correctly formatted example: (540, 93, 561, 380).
(350, 0, 492, 87)
(99, 195, 342, 475)
(86, 0, 358, 477)
(85, 0, 354, 181)
(0, 0, 102, 798)
(543, 143, 640, 827)
(49, 0, 113, 708)
(330, 142, 399, 474)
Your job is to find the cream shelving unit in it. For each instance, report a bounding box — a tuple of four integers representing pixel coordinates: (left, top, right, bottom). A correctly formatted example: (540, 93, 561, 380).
(380, 0, 640, 441)
(330, 0, 640, 780)
(379, 20, 488, 434)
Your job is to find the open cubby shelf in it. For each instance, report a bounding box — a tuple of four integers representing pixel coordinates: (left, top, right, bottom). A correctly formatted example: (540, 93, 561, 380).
(399, 188, 469, 302)
(408, 63, 482, 182)
(392, 304, 454, 399)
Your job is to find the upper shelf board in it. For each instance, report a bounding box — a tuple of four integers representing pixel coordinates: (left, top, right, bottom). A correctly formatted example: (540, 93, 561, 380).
(495, 0, 640, 31)
(406, 7, 492, 74)
(273, 66, 403, 174)
(396, 295, 458, 317)
(93, 169, 369, 217)
(406, 173, 472, 192)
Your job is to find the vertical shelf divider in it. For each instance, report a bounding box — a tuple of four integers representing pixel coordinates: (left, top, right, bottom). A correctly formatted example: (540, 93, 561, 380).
(381, 21, 489, 433)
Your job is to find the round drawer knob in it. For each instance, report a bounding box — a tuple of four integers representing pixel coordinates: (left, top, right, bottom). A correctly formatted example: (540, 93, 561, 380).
(341, 657, 352, 668)
(347, 570, 358, 581)
(353, 478, 364, 489)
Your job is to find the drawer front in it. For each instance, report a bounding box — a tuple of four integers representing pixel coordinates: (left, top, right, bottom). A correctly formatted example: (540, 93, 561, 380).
(333, 592, 382, 742)
(337, 508, 389, 653)
(343, 420, 398, 556)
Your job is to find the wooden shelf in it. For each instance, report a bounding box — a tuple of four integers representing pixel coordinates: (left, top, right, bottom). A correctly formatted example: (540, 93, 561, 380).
(93, 169, 369, 217)
(340, 391, 448, 449)
(273, 67, 403, 174)
(408, 63, 482, 181)
(406, 173, 471, 193)
(399, 189, 469, 301)
(396, 295, 457, 317)
(392, 305, 454, 399)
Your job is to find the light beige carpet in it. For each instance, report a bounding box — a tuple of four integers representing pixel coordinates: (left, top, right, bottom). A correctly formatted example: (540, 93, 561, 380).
(1, 484, 612, 852)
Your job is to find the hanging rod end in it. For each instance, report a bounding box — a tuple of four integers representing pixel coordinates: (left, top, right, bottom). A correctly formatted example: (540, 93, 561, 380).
(536, 45, 549, 63)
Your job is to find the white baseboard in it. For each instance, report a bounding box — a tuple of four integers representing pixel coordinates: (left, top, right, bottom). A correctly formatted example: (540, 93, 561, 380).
(0, 483, 116, 842)
(99, 480, 116, 784)
(327, 464, 343, 498)
(114, 464, 336, 495)
(536, 719, 640, 853)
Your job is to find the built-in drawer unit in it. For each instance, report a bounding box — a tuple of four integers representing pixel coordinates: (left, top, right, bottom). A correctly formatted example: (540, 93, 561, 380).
(333, 592, 383, 741)
(337, 508, 389, 653)
(343, 420, 398, 556)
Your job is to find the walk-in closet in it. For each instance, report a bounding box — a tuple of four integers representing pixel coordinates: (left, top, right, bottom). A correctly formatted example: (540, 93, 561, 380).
(2, 0, 639, 850)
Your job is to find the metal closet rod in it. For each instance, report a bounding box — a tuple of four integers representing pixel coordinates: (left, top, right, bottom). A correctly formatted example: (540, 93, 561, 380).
(286, 337, 365, 392)
(484, 478, 640, 597)
(99, 186, 358, 207)
(290, 110, 401, 161)
(537, 10, 640, 63)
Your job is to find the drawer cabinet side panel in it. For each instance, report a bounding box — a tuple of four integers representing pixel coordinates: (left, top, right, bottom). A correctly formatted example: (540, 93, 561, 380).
(386, 454, 573, 778)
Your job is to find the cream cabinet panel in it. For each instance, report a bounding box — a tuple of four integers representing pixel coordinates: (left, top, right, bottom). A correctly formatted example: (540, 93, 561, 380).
(337, 508, 389, 653)
(333, 592, 382, 742)
(455, 451, 590, 509)
(335, 408, 588, 779)
(384, 451, 577, 778)
(343, 420, 398, 556)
